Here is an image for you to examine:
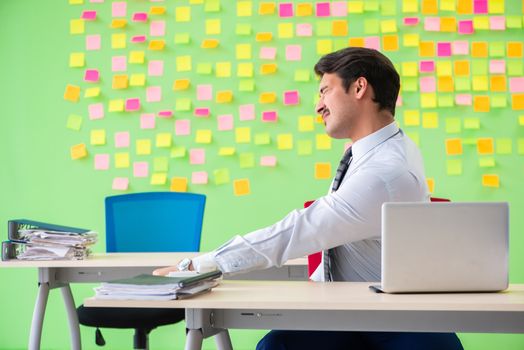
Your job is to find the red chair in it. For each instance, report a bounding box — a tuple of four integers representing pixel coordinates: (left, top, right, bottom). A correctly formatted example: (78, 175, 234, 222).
(305, 197, 450, 278)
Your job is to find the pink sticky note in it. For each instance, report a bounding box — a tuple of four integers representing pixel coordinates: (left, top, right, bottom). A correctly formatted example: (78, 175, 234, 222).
(452, 41, 469, 55)
(364, 36, 380, 50)
(131, 35, 147, 43)
(112, 56, 127, 72)
(437, 42, 452, 57)
(296, 23, 313, 37)
(148, 61, 164, 76)
(191, 171, 208, 184)
(489, 60, 506, 74)
(262, 110, 278, 122)
(396, 95, 403, 107)
(90, 0, 104, 3)
(84, 69, 100, 82)
(88, 103, 104, 120)
(458, 20, 474, 35)
(260, 47, 277, 59)
(158, 110, 173, 118)
(196, 85, 212, 101)
(175, 119, 190, 136)
(279, 3, 293, 17)
(146, 86, 162, 102)
(455, 94, 472, 106)
(82, 10, 97, 20)
(133, 162, 149, 177)
(125, 98, 140, 111)
(239, 104, 255, 121)
(286, 45, 302, 61)
(260, 155, 277, 167)
(114, 131, 130, 148)
(112, 2, 126, 17)
(194, 108, 210, 117)
(331, 2, 347, 17)
(112, 177, 129, 190)
(133, 12, 148, 22)
(419, 76, 436, 93)
(94, 154, 109, 170)
(150, 20, 165, 36)
(217, 114, 233, 131)
(473, 0, 488, 14)
(140, 113, 155, 129)
(404, 17, 419, 26)
(316, 2, 330, 17)
(424, 17, 440, 31)
(419, 60, 435, 73)
(510, 78, 524, 93)
(86, 34, 101, 50)
(283, 90, 299, 105)
(189, 149, 205, 165)
(490, 16, 505, 30)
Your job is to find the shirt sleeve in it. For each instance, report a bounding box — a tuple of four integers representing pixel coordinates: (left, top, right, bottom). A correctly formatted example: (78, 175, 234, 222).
(208, 169, 395, 275)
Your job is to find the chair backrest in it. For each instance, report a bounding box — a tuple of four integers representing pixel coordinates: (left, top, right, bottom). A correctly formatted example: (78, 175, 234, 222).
(105, 192, 206, 253)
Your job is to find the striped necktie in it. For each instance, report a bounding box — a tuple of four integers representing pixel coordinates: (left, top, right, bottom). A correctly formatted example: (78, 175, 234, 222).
(324, 147, 353, 281)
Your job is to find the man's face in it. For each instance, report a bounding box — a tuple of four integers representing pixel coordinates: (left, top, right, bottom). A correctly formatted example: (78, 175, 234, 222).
(315, 73, 356, 139)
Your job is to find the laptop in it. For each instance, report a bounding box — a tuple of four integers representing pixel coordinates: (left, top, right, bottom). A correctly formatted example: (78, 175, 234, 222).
(370, 202, 509, 293)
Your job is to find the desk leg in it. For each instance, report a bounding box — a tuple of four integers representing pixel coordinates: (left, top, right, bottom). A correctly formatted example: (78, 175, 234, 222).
(185, 329, 203, 350)
(214, 330, 233, 350)
(29, 282, 50, 350)
(60, 285, 81, 350)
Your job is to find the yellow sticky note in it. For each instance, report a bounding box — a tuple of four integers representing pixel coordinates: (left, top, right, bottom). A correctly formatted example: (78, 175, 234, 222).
(518, 115, 524, 126)
(129, 51, 145, 64)
(90, 129, 106, 145)
(259, 2, 276, 15)
(445, 138, 462, 155)
(237, 63, 254, 77)
(440, 0, 455, 11)
(111, 33, 126, 49)
(278, 23, 293, 38)
(173, 79, 190, 91)
(422, 112, 438, 128)
(176, 56, 192, 72)
(70, 143, 87, 160)
(260, 63, 277, 74)
(112, 75, 128, 89)
(216, 62, 231, 77)
(446, 159, 462, 175)
(233, 179, 250, 196)
(317, 39, 333, 55)
(296, 3, 313, 16)
(151, 173, 167, 185)
(218, 147, 236, 156)
(136, 139, 152, 155)
(64, 84, 80, 102)
(473, 17, 490, 30)
(298, 116, 314, 132)
(316, 134, 331, 150)
(420, 93, 437, 108)
(148, 40, 165, 51)
(402, 33, 419, 47)
(130, 74, 146, 87)
(150, 6, 166, 15)
(170, 177, 188, 192)
(237, 1, 252, 16)
(216, 91, 233, 103)
(114, 153, 130, 168)
(235, 127, 251, 143)
(84, 87, 100, 98)
(70, 19, 85, 34)
(382, 35, 399, 51)
(277, 134, 293, 150)
(236, 44, 252, 59)
(69, 52, 85, 68)
(347, 1, 363, 13)
(426, 178, 435, 194)
(436, 61, 452, 77)
(259, 92, 276, 104)
(201, 39, 219, 49)
(403, 110, 420, 126)
(482, 174, 499, 188)
(109, 99, 124, 112)
(156, 133, 172, 148)
(401, 62, 418, 77)
(419, 41, 435, 57)
(111, 19, 127, 29)
(472, 76, 488, 91)
(256, 32, 273, 42)
(474, 96, 490, 112)
(479, 156, 496, 167)
(195, 130, 212, 144)
(403, 0, 418, 12)
(381, 19, 397, 33)
(205, 19, 221, 34)
(315, 163, 331, 179)
(175, 6, 191, 22)
(477, 138, 494, 154)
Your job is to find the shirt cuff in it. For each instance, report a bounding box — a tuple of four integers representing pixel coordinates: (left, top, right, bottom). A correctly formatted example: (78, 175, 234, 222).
(192, 253, 219, 273)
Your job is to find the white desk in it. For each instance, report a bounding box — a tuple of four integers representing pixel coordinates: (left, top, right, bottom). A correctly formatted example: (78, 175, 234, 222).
(85, 280, 524, 350)
(0, 253, 308, 350)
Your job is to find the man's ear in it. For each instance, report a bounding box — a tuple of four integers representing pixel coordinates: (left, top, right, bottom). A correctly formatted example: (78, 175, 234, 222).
(354, 77, 368, 99)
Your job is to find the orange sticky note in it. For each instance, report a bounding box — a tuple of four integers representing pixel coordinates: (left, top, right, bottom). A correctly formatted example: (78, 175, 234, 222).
(512, 94, 524, 110)
(111, 19, 127, 29)
(422, 0, 438, 14)
(440, 17, 456, 32)
(314, 163, 331, 179)
(382, 35, 399, 51)
(426, 178, 435, 193)
(256, 32, 272, 42)
(149, 6, 166, 15)
(260, 63, 277, 74)
(490, 76, 507, 92)
(482, 174, 499, 188)
(259, 2, 275, 14)
(173, 79, 190, 90)
(438, 76, 454, 92)
(471, 42, 488, 57)
(477, 138, 494, 155)
(216, 90, 233, 103)
(296, 3, 313, 16)
(233, 179, 250, 196)
(473, 96, 490, 112)
(507, 42, 523, 58)
(419, 41, 435, 57)
(445, 138, 463, 155)
(148, 40, 165, 50)
(457, 0, 473, 14)
(170, 177, 188, 192)
(64, 84, 81, 102)
(332, 20, 348, 36)
(201, 39, 219, 48)
(112, 75, 128, 89)
(454, 60, 470, 76)
(70, 143, 88, 160)
(348, 37, 365, 47)
(259, 92, 276, 103)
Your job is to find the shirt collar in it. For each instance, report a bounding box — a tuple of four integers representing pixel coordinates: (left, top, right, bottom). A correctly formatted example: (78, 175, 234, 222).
(351, 121, 400, 164)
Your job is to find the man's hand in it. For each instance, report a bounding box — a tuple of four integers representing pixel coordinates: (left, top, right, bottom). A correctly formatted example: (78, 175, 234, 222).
(152, 261, 194, 276)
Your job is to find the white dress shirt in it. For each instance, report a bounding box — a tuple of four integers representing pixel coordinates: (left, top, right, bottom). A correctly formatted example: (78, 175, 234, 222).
(193, 122, 429, 280)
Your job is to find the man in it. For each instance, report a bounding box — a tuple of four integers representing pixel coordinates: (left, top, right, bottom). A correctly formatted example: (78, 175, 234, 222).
(154, 47, 463, 350)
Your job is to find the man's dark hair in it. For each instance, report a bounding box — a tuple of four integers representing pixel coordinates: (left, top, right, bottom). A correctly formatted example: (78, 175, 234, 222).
(314, 47, 400, 116)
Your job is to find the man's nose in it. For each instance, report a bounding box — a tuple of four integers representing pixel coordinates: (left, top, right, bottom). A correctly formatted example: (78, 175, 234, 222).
(315, 99, 325, 115)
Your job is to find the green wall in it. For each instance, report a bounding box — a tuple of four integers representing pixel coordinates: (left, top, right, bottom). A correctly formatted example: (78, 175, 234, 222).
(0, 0, 523, 349)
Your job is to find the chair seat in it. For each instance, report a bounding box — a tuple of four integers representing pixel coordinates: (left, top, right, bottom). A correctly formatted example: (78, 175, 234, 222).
(77, 305, 185, 329)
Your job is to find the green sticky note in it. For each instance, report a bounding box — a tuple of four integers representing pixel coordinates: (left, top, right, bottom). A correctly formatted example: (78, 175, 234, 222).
(196, 63, 212, 75)
(496, 138, 512, 154)
(489, 42, 505, 57)
(153, 156, 169, 172)
(446, 159, 462, 176)
(401, 77, 418, 92)
(174, 33, 190, 44)
(204, 0, 220, 12)
(507, 61, 524, 76)
(333, 39, 347, 51)
(236, 23, 251, 35)
(297, 140, 313, 156)
(463, 137, 477, 145)
(518, 139, 524, 154)
(506, 16, 522, 29)
(213, 168, 230, 185)
(170, 146, 186, 158)
(471, 60, 488, 75)
(239, 153, 255, 168)
(491, 95, 507, 108)
(66, 114, 82, 130)
(479, 157, 495, 168)
(380, 0, 396, 15)
(316, 21, 331, 36)
(445, 118, 461, 134)
(175, 98, 191, 111)
(364, 1, 379, 11)
(405, 131, 419, 146)
(239, 79, 255, 92)
(254, 132, 270, 145)
(294, 69, 310, 82)
(438, 94, 454, 107)
(455, 77, 471, 91)
(464, 118, 480, 130)
(364, 19, 380, 34)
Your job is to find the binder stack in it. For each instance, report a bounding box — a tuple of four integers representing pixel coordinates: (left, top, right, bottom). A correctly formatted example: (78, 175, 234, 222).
(2, 219, 98, 261)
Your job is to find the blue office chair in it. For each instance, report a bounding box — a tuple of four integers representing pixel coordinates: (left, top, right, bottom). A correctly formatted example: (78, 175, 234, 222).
(77, 192, 206, 349)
